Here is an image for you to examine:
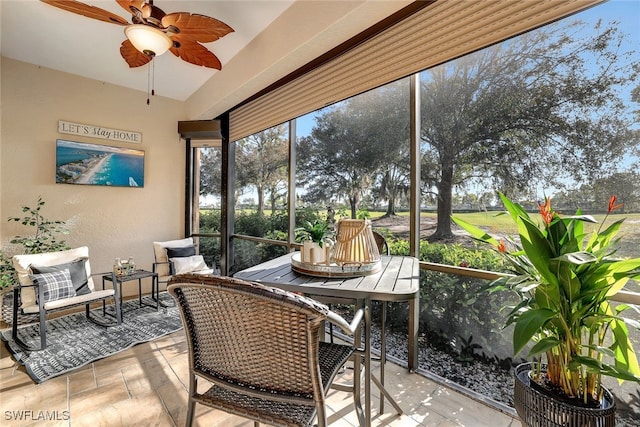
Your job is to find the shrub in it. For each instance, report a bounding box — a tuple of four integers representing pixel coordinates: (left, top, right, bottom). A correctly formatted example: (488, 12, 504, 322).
(234, 211, 273, 237)
(199, 209, 221, 232)
(383, 239, 514, 360)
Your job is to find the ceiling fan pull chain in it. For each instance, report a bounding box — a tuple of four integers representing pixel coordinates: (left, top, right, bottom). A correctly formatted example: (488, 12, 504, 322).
(147, 59, 151, 105)
(146, 58, 158, 105)
(152, 59, 156, 98)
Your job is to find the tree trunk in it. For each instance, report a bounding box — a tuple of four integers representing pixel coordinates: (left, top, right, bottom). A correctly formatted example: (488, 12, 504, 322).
(385, 187, 397, 216)
(257, 186, 265, 215)
(432, 166, 454, 239)
(270, 194, 277, 215)
(349, 195, 358, 219)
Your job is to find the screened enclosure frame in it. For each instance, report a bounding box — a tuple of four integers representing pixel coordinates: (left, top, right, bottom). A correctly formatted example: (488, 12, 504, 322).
(185, 0, 605, 276)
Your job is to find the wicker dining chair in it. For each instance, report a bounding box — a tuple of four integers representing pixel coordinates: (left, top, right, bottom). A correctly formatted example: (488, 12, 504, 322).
(167, 274, 365, 427)
(371, 230, 390, 257)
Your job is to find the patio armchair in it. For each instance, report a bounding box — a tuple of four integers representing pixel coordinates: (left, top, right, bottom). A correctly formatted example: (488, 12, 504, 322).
(167, 274, 365, 427)
(152, 237, 213, 293)
(11, 246, 120, 351)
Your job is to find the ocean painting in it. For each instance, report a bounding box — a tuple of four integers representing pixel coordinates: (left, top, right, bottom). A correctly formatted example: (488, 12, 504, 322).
(56, 140, 144, 187)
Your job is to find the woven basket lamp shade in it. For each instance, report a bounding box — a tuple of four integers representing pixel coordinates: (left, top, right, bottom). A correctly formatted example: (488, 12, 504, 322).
(332, 219, 380, 266)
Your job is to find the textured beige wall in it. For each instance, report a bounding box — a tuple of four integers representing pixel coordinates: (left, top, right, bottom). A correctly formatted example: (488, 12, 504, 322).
(0, 56, 4, 246)
(1, 58, 189, 297)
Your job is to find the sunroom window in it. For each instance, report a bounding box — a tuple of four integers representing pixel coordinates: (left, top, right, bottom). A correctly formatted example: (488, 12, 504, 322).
(190, 1, 639, 422)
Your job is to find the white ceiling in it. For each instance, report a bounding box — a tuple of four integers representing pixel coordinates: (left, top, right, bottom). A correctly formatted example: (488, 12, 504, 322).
(1, 0, 413, 119)
(1, 0, 294, 101)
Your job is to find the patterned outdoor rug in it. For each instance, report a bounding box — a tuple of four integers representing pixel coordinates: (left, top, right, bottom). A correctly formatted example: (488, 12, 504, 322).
(1, 293, 182, 383)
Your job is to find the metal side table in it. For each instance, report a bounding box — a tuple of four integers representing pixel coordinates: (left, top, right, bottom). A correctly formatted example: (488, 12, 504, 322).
(102, 270, 159, 318)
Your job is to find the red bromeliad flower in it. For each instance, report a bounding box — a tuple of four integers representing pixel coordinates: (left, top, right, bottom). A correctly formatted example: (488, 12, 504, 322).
(538, 196, 554, 226)
(497, 239, 506, 253)
(608, 195, 623, 213)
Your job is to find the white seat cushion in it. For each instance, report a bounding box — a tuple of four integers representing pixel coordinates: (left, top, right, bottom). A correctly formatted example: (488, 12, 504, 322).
(41, 289, 115, 312)
(170, 255, 209, 275)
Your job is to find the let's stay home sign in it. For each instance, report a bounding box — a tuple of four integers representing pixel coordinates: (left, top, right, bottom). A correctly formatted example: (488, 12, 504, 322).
(58, 120, 142, 144)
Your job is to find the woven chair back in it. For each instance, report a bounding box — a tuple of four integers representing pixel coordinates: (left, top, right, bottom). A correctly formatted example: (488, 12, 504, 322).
(168, 275, 329, 403)
(372, 230, 390, 255)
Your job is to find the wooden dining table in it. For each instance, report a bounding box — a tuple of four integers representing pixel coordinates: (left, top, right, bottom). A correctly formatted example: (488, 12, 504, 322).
(234, 253, 421, 426)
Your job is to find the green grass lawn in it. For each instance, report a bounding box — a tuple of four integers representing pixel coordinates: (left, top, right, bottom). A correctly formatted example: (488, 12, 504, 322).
(451, 211, 640, 242)
(449, 212, 640, 282)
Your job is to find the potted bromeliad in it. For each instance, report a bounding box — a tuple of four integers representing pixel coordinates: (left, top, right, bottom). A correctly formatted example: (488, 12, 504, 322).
(453, 193, 640, 426)
(295, 220, 334, 265)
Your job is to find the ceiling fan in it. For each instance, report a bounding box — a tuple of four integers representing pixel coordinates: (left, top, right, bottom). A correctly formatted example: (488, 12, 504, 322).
(40, 0, 234, 70)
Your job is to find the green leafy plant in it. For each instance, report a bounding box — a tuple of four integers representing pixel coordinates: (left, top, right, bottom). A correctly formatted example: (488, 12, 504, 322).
(0, 197, 70, 291)
(0, 252, 16, 292)
(295, 220, 333, 247)
(453, 192, 640, 406)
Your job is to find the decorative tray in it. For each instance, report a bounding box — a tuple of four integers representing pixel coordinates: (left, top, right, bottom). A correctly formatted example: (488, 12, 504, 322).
(290, 252, 381, 278)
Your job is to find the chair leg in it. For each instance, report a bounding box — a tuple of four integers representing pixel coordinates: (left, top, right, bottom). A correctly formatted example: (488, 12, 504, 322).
(11, 287, 46, 351)
(86, 295, 121, 327)
(11, 288, 19, 343)
(157, 281, 174, 308)
(186, 398, 196, 427)
(186, 374, 197, 427)
(316, 403, 327, 427)
(351, 350, 365, 427)
(39, 307, 47, 350)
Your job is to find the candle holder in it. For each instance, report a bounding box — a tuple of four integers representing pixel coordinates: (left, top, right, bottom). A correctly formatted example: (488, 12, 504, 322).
(114, 257, 136, 276)
(332, 219, 380, 266)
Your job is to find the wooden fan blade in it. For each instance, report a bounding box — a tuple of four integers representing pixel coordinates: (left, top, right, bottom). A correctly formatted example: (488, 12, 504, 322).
(120, 39, 152, 68)
(162, 12, 233, 43)
(40, 0, 129, 25)
(169, 40, 222, 70)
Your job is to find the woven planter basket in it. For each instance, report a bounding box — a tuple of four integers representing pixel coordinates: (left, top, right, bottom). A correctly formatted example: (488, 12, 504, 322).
(514, 363, 616, 427)
(1, 290, 40, 326)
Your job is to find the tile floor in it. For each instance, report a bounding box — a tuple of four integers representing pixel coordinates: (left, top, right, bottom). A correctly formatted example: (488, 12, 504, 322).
(1, 324, 522, 427)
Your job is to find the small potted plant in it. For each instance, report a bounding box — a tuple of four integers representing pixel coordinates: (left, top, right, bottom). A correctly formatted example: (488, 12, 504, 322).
(453, 193, 640, 426)
(0, 197, 70, 294)
(295, 220, 333, 265)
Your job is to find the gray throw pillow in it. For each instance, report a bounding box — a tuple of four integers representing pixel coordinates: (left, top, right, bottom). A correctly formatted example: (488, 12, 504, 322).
(31, 257, 90, 295)
(166, 245, 196, 259)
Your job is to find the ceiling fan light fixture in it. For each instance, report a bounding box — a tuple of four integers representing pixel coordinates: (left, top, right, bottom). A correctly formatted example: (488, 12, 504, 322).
(125, 24, 172, 57)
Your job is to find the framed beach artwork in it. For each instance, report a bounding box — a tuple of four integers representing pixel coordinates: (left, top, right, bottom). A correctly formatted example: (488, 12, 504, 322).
(55, 140, 144, 187)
